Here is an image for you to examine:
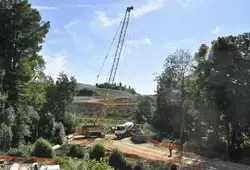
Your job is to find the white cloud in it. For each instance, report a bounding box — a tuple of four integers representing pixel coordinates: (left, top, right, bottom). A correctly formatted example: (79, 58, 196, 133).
(32, 5, 58, 10)
(133, 0, 164, 18)
(144, 37, 152, 44)
(94, 11, 122, 27)
(43, 54, 70, 80)
(175, 0, 210, 8)
(75, 4, 95, 9)
(212, 25, 222, 34)
(95, 0, 165, 27)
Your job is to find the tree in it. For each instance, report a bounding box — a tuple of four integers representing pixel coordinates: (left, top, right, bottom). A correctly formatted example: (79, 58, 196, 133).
(0, 0, 50, 104)
(0, 0, 50, 147)
(53, 122, 66, 145)
(138, 96, 151, 119)
(45, 72, 77, 123)
(153, 49, 192, 142)
(189, 33, 250, 159)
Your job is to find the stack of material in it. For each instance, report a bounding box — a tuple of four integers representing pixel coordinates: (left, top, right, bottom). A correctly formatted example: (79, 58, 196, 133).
(40, 165, 60, 170)
(10, 163, 27, 170)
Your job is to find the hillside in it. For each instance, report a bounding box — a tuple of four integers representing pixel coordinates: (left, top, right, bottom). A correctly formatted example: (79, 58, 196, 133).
(75, 88, 139, 101)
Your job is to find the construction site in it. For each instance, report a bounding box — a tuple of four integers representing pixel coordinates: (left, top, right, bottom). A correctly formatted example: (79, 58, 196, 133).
(2, 2, 250, 170)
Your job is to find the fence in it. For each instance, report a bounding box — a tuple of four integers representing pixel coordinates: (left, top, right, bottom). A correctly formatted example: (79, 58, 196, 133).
(147, 137, 250, 170)
(0, 155, 55, 164)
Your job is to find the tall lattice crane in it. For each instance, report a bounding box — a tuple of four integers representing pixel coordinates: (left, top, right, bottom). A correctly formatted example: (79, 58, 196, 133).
(83, 6, 134, 138)
(94, 6, 133, 126)
(108, 6, 133, 84)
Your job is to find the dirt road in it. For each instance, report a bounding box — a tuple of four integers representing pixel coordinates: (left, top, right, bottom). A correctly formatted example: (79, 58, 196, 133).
(70, 135, 250, 169)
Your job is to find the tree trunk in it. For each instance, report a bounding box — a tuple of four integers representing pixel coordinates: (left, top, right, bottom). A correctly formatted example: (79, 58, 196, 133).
(225, 122, 231, 149)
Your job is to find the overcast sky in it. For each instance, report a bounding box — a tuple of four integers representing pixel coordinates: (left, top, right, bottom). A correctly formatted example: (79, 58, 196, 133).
(30, 0, 250, 94)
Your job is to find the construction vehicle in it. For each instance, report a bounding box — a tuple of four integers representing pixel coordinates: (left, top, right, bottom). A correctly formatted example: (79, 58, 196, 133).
(82, 6, 134, 138)
(115, 122, 135, 139)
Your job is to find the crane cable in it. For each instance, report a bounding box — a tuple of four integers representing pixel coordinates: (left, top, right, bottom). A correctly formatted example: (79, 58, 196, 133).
(96, 20, 123, 82)
(83, 19, 123, 104)
(92, 19, 124, 126)
(80, 19, 123, 123)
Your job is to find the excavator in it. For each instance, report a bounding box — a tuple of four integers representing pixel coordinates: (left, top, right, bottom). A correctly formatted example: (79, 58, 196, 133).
(81, 6, 134, 138)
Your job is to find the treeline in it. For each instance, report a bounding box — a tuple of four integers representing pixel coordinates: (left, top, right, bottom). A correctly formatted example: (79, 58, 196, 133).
(76, 88, 97, 96)
(96, 82, 136, 94)
(0, 0, 77, 151)
(151, 33, 250, 162)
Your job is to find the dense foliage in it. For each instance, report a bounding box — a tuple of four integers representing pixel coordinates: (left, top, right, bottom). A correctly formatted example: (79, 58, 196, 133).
(56, 157, 114, 170)
(68, 144, 85, 159)
(96, 82, 136, 94)
(108, 148, 127, 170)
(0, 0, 77, 152)
(89, 144, 106, 161)
(77, 88, 96, 96)
(32, 138, 54, 158)
(153, 33, 250, 162)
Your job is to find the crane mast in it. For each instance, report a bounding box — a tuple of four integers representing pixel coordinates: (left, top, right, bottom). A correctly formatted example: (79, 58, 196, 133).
(108, 6, 133, 84)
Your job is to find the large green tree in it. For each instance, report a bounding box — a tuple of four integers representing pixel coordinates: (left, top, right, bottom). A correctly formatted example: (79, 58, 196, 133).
(153, 49, 193, 141)
(190, 33, 250, 158)
(0, 0, 50, 147)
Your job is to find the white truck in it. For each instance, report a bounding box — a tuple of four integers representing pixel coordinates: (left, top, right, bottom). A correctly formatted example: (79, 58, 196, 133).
(115, 122, 135, 139)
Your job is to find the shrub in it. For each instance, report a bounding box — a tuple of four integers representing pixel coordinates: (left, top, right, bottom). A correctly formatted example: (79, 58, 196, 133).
(89, 144, 105, 161)
(56, 157, 78, 170)
(8, 148, 26, 157)
(53, 122, 66, 145)
(56, 157, 114, 170)
(87, 158, 114, 170)
(133, 160, 143, 170)
(32, 138, 54, 158)
(109, 148, 127, 170)
(55, 144, 70, 157)
(7, 144, 33, 157)
(68, 144, 85, 158)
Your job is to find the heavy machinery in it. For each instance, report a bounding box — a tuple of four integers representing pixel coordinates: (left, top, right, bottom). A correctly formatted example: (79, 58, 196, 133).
(115, 122, 135, 139)
(82, 6, 134, 138)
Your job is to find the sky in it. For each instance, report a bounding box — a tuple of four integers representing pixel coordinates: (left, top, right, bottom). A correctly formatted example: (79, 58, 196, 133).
(29, 0, 250, 95)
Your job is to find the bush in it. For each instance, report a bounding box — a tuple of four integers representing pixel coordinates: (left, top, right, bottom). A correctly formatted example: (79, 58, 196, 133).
(55, 144, 70, 157)
(8, 148, 27, 157)
(86, 159, 114, 170)
(53, 122, 66, 145)
(133, 160, 144, 170)
(68, 144, 85, 158)
(32, 138, 54, 158)
(109, 148, 127, 170)
(56, 157, 114, 170)
(7, 144, 33, 157)
(89, 144, 105, 161)
(56, 157, 78, 170)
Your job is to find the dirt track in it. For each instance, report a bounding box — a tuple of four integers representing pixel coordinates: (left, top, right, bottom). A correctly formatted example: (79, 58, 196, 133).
(70, 135, 250, 169)
(85, 98, 137, 106)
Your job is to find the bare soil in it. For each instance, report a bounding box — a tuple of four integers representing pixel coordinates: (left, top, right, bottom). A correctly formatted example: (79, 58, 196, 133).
(70, 135, 250, 169)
